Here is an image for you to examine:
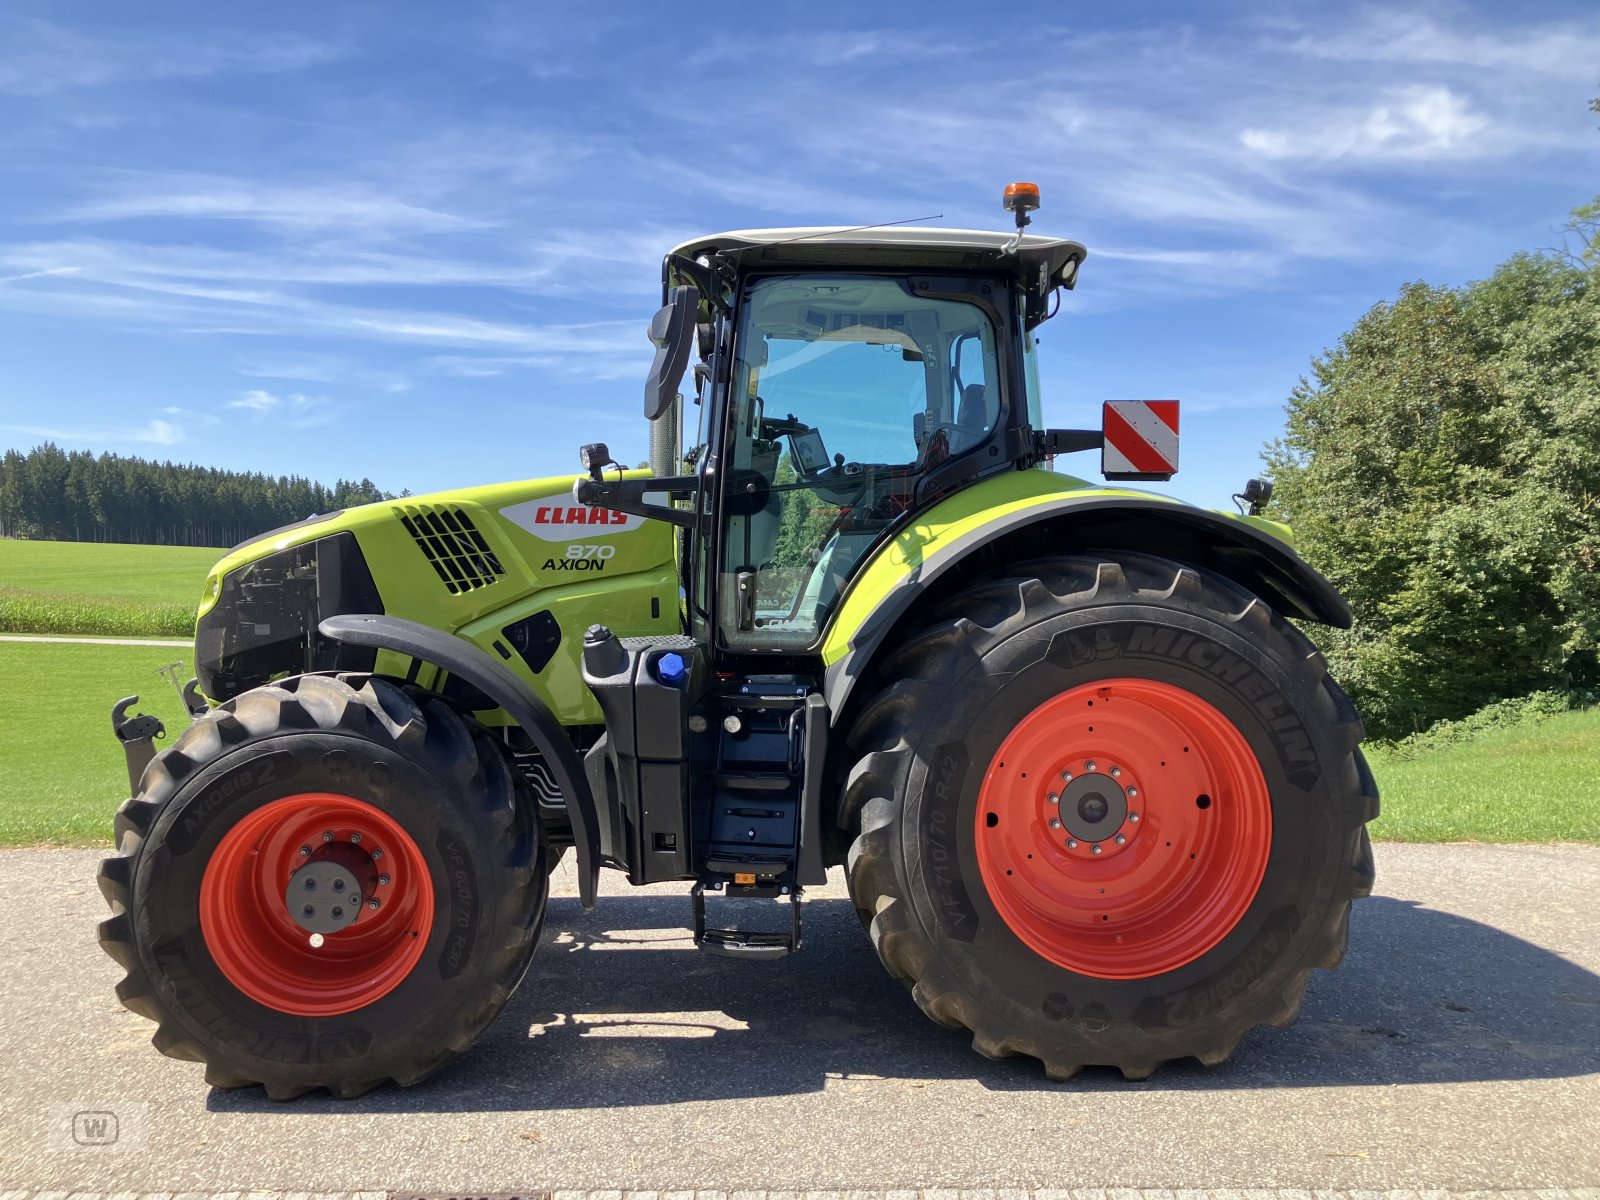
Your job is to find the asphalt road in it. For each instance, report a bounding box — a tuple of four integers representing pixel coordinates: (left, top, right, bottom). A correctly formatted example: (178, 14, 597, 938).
(1, 843, 1596, 1194)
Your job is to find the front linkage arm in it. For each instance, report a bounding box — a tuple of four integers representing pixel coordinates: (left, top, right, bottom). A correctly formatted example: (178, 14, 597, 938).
(111, 696, 164, 796)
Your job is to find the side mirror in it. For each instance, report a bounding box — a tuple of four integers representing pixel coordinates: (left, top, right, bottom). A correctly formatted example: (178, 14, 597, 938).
(644, 286, 697, 421)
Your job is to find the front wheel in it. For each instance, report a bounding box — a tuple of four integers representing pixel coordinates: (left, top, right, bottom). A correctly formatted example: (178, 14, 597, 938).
(98, 674, 546, 1099)
(842, 553, 1376, 1079)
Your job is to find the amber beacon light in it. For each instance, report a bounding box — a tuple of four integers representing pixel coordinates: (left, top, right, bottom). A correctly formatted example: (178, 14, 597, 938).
(1002, 181, 1041, 231)
(998, 180, 1036, 211)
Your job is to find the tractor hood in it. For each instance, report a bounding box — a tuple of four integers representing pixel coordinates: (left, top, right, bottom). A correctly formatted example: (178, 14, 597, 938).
(192, 471, 677, 716)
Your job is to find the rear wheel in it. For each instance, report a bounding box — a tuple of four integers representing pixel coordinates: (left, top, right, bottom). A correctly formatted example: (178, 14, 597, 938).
(843, 553, 1376, 1078)
(98, 674, 546, 1099)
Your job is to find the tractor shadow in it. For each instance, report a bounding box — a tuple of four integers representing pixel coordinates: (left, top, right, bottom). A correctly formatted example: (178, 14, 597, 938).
(208, 890, 1600, 1113)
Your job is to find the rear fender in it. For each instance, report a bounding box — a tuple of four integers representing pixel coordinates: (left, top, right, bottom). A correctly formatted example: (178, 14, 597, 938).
(820, 485, 1349, 728)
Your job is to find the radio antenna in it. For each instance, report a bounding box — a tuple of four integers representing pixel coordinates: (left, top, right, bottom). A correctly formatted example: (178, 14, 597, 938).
(762, 215, 944, 249)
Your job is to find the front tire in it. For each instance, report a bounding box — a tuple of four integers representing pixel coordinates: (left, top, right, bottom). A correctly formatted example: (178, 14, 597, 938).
(842, 553, 1376, 1079)
(97, 674, 546, 1099)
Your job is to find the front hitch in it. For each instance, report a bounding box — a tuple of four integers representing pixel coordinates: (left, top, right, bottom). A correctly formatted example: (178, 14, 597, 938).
(111, 696, 165, 796)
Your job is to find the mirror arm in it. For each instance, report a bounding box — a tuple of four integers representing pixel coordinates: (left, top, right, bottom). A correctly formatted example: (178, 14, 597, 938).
(663, 253, 730, 314)
(1032, 427, 1104, 458)
(573, 474, 704, 531)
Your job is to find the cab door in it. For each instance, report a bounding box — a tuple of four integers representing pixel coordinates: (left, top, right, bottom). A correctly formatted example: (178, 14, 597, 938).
(715, 273, 1004, 653)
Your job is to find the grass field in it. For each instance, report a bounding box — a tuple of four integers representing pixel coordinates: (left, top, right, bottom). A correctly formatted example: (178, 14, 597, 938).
(0, 539, 219, 636)
(2, 639, 1596, 847)
(0, 640, 200, 844)
(1367, 707, 1600, 841)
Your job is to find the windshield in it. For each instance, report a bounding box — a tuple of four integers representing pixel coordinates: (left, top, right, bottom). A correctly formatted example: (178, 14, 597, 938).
(719, 274, 1001, 650)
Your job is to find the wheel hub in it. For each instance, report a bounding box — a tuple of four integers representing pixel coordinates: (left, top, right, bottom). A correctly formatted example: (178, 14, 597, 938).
(286, 843, 377, 934)
(1056, 766, 1133, 850)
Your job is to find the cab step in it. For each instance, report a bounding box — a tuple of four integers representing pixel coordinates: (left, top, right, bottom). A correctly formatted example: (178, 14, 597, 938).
(691, 882, 802, 960)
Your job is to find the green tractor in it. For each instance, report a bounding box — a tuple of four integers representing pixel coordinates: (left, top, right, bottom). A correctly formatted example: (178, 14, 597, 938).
(99, 184, 1375, 1097)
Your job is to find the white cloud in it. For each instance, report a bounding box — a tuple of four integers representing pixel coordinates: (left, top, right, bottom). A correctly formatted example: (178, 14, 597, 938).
(227, 389, 337, 428)
(62, 177, 488, 234)
(1, 418, 183, 446)
(230, 390, 282, 414)
(0, 19, 341, 96)
(0, 266, 79, 285)
(1241, 86, 1491, 163)
(236, 355, 411, 395)
(1273, 11, 1600, 81)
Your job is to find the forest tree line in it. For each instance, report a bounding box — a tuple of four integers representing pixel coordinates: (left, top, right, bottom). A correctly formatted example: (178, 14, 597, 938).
(0, 443, 396, 547)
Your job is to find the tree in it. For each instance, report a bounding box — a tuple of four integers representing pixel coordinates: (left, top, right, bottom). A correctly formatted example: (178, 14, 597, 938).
(0, 445, 402, 547)
(1265, 248, 1600, 739)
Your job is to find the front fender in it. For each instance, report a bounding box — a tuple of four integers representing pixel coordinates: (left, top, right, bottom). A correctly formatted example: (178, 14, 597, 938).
(820, 474, 1349, 723)
(319, 613, 601, 909)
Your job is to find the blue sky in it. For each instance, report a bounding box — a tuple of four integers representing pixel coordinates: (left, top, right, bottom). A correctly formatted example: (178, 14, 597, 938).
(0, 2, 1595, 508)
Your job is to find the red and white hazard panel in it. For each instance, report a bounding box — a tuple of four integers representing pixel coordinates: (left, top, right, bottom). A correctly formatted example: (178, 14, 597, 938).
(1102, 400, 1179, 480)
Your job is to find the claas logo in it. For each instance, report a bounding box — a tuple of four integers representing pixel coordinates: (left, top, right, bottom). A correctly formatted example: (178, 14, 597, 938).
(500, 493, 646, 542)
(531, 505, 629, 526)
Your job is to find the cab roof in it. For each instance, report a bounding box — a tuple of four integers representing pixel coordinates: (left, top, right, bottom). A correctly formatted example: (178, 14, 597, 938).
(669, 225, 1087, 289)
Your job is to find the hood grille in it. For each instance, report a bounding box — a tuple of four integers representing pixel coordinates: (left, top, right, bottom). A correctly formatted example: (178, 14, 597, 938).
(397, 504, 504, 595)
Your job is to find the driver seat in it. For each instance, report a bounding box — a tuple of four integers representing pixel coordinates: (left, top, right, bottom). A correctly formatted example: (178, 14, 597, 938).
(945, 384, 991, 454)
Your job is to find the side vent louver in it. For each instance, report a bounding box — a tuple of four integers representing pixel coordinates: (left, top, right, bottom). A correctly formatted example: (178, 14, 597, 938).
(397, 504, 505, 595)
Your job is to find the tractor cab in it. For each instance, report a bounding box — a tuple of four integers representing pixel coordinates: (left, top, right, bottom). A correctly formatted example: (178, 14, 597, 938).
(576, 197, 1117, 661)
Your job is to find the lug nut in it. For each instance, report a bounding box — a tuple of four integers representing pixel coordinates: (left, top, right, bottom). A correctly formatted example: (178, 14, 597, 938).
(1110, 766, 1122, 778)
(1128, 788, 1138, 798)
(1067, 839, 1078, 849)
(1091, 843, 1103, 855)
(321, 830, 334, 842)
(1048, 818, 1062, 830)
(1085, 760, 1097, 772)
(378, 873, 391, 886)
(1060, 770, 1073, 782)
(298, 845, 312, 857)
(371, 849, 383, 861)
(1114, 834, 1127, 845)
(368, 898, 381, 910)
(1129, 812, 1141, 822)
(1048, 792, 1060, 804)
(350, 832, 362, 843)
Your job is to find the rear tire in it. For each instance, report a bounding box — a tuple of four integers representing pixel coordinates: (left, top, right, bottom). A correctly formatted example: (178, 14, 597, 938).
(97, 674, 546, 1099)
(842, 553, 1376, 1079)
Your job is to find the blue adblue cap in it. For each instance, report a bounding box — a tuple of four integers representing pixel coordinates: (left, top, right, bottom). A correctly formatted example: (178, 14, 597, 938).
(655, 652, 687, 684)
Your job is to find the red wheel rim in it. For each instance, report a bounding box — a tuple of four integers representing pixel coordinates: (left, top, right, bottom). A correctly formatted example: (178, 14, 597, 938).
(199, 793, 434, 1016)
(975, 678, 1271, 979)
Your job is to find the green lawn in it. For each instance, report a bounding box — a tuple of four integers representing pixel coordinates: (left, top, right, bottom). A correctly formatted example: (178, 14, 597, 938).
(0, 538, 220, 602)
(0, 641, 199, 845)
(0, 539, 220, 636)
(1367, 706, 1600, 842)
(2, 639, 1596, 848)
